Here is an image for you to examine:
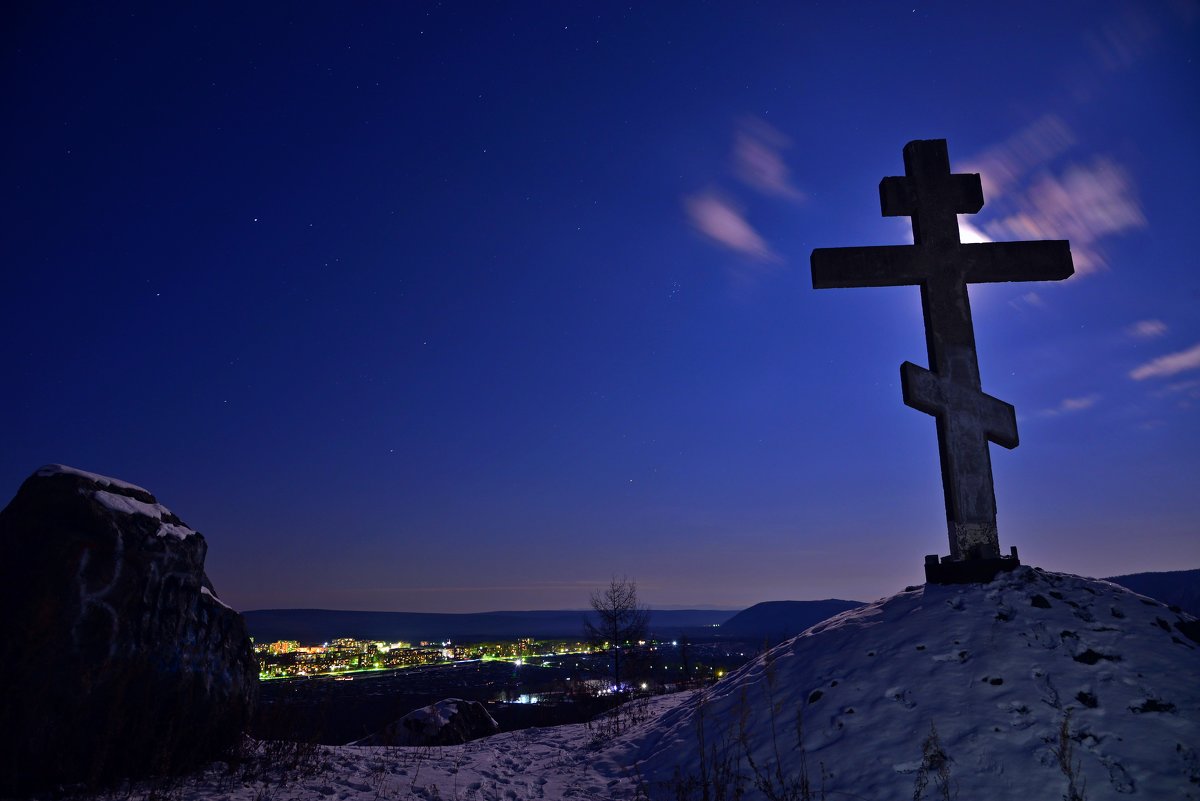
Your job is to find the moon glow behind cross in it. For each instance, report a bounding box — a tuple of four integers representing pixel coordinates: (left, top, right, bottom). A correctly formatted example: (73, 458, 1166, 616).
(810, 140, 1074, 574)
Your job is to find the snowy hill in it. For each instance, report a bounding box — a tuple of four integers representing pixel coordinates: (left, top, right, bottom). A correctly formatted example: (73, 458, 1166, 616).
(59, 568, 1198, 800)
(619, 567, 1200, 799)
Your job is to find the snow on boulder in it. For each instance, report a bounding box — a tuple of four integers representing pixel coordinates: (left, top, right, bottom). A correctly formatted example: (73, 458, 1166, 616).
(354, 698, 500, 747)
(613, 567, 1200, 800)
(0, 465, 258, 794)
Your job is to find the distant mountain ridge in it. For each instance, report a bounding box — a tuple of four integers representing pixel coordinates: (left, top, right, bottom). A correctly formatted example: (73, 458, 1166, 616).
(1105, 568, 1200, 617)
(716, 599, 866, 645)
(243, 569, 1197, 644)
(242, 608, 734, 643)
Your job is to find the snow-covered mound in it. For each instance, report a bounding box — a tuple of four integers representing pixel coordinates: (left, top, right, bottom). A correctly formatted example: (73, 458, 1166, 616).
(617, 567, 1200, 799)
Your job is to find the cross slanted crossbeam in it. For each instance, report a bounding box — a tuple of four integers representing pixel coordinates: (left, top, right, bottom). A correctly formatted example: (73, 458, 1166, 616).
(810, 139, 1074, 582)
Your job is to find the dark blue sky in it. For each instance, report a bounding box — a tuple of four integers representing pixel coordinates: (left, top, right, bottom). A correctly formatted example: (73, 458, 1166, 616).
(3, 2, 1197, 611)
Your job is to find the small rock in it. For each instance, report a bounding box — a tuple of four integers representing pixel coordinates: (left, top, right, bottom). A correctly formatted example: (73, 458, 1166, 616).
(1130, 698, 1176, 714)
(355, 698, 500, 746)
(1073, 649, 1120, 665)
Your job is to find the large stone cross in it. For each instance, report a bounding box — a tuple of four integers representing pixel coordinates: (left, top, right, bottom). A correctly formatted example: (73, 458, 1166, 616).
(810, 139, 1074, 583)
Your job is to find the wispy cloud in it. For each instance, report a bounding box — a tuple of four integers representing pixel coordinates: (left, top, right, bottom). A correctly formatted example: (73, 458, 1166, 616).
(1129, 342, 1200, 381)
(1085, 6, 1162, 72)
(733, 118, 805, 201)
(964, 114, 1076, 199)
(1165, 379, 1200, 395)
(1060, 5, 1195, 105)
(1125, 319, 1167, 340)
(684, 191, 780, 263)
(1008, 291, 1045, 311)
(1062, 395, 1099, 412)
(962, 116, 1146, 276)
(681, 118, 800, 275)
(1038, 394, 1101, 417)
(980, 157, 1146, 275)
(1151, 379, 1200, 400)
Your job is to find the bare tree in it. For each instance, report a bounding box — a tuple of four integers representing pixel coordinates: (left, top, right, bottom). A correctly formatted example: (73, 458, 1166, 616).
(585, 576, 650, 689)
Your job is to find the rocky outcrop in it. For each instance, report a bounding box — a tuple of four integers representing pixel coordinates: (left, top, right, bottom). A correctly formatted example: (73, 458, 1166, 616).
(354, 698, 500, 746)
(0, 465, 258, 794)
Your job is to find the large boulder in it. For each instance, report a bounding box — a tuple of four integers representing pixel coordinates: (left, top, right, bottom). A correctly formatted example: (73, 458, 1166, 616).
(354, 698, 500, 746)
(0, 465, 258, 794)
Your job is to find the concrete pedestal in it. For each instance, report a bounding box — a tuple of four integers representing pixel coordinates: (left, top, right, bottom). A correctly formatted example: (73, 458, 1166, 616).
(924, 547, 1021, 585)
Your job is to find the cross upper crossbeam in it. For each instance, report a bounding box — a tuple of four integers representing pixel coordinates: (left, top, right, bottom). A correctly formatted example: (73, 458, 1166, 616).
(879, 140, 983, 247)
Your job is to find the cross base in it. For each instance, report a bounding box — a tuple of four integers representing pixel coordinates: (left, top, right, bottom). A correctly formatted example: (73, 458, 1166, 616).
(924, 546, 1021, 585)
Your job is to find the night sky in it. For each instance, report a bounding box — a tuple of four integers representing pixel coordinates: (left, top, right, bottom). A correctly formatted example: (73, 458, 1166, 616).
(3, 3, 1197, 613)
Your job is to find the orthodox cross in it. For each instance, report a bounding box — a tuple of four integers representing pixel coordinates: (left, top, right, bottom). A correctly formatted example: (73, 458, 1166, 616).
(810, 139, 1074, 584)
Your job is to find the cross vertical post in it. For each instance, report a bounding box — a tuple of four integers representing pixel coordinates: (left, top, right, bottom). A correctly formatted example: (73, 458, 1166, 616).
(810, 139, 1073, 584)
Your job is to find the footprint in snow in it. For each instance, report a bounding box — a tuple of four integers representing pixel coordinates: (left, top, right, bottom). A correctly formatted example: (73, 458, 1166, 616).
(886, 686, 916, 709)
(1100, 756, 1135, 793)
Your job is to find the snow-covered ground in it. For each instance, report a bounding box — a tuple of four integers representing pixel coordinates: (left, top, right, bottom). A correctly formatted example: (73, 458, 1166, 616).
(71, 568, 1198, 801)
